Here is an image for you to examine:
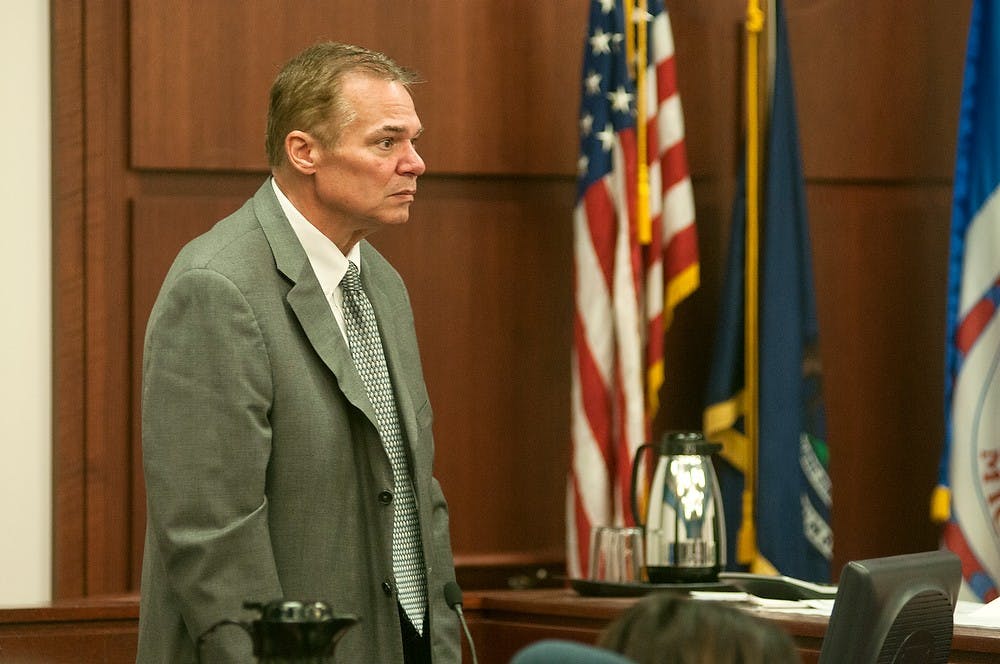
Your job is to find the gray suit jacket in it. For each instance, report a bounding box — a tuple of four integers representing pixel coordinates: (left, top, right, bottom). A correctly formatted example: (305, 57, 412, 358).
(136, 181, 460, 663)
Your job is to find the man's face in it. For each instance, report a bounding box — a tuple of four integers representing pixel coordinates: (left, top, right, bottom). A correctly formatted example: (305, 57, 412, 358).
(312, 73, 426, 236)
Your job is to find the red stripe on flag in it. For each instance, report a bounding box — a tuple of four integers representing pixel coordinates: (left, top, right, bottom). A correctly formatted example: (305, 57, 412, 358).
(657, 55, 678, 103)
(583, 181, 617, 288)
(619, 128, 640, 238)
(571, 475, 594, 577)
(943, 521, 1000, 602)
(664, 224, 698, 281)
(612, 368, 634, 525)
(646, 115, 660, 166)
(647, 309, 665, 377)
(660, 141, 690, 192)
(956, 297, 997, 356)
(573, 310, 614, 467)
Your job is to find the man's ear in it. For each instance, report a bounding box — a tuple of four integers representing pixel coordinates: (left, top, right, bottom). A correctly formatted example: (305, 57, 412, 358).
(285, 130, 319, 175)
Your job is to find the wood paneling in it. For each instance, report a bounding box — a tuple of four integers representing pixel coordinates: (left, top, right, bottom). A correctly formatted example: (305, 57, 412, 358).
(788, 1, 972, 180)
(129, 0, 588, 175)
(52, 0, 87, 599)
(0, 596, 139, 664)
(810, 182, 953, 561)
(54, 0, 136, 597)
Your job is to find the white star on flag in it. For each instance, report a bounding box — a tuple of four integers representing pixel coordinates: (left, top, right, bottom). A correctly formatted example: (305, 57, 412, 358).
(607, 85, 633, 113)
(596, 123, 615, 152)
(585, 71, 602, 95)
(590, 27, 612, 55)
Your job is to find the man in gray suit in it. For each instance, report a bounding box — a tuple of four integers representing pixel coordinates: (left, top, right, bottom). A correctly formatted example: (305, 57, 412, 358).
(136, 42, 460, 663)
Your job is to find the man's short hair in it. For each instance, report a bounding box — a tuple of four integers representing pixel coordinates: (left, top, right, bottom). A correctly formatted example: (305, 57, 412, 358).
(265, 42, 419, 168)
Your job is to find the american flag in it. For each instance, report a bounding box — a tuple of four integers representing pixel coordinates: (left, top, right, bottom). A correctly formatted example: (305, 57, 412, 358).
(568, 0, 698, 579)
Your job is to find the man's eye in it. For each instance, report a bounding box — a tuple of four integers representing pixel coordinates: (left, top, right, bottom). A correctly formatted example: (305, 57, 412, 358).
(379, 138, 395, 149)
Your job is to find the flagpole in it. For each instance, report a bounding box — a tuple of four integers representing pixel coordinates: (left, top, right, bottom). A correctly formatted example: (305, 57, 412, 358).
(627, 0, 654, 525)
(634, 0, 652, 246)
(740, 0, 765, 567)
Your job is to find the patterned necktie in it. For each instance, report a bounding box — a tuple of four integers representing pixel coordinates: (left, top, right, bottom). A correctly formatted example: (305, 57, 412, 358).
(340, 261, 427, 634)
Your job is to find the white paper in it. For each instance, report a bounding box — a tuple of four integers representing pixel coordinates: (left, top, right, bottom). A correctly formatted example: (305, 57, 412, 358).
(954, 597, 1000, 629)
(688, 590, 819, 611)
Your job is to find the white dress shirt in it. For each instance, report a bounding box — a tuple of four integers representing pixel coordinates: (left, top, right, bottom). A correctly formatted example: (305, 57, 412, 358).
(271, 178, 360, 342)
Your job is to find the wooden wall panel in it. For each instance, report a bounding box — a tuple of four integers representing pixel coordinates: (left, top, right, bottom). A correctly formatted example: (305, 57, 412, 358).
(129, 195, 253, 356)
(789, 1, 971, 180)
(77, 0, 133, 597)
(129, 0, 588, 175)
(52, 0, 87, 598)
(809, 183, 953, 561)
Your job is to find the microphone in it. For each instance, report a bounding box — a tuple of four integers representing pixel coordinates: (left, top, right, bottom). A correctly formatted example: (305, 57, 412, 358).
(444, 581, 478, 664)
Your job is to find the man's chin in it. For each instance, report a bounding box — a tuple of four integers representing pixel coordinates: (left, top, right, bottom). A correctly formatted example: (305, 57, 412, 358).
(380, 211, 412, 227)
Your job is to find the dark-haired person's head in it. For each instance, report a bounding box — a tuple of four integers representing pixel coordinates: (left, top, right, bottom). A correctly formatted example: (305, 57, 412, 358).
(598, 594, 802, 664)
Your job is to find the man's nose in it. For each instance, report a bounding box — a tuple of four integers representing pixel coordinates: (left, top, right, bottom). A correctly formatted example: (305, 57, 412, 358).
(400, 142, 425, 176)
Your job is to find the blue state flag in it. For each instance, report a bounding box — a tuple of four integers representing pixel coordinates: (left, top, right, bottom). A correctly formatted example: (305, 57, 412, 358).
(935, 0, 1000, 603)
(704, 0, 831, 583)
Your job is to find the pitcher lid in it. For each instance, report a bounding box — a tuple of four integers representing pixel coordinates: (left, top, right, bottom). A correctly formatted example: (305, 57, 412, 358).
(244, 600, 354, 624)
(658, 430, 722, 455)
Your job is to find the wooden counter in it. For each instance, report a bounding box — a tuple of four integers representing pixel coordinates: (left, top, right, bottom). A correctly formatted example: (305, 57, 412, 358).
(0, 594, 139, 663)
(461, 588, 1000, 664)
(1, 589, 999, 663)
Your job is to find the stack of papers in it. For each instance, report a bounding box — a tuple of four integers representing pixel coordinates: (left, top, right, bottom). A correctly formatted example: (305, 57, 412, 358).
(955, 598, 1000, 629)
(691, 579, 1000, 629)
(688, 589, 835, 615)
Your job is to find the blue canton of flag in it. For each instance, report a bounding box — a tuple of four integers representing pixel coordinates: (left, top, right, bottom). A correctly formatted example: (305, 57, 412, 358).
(577, 2, 636, 195)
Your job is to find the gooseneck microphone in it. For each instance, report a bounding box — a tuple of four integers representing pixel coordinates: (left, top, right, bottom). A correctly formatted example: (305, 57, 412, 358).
(444, 581, 478, 664)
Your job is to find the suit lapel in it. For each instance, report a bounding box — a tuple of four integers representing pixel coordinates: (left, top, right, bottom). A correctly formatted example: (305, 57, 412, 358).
(252, 182, 380, 428)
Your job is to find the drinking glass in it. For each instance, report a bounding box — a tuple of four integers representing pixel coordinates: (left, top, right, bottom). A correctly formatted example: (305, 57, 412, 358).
(588, 526, 645, 583)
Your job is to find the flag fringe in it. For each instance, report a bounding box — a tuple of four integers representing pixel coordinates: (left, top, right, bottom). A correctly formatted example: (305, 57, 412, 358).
(737, 489, 757, 564)
(665, 263, 700, 321)
(931, 484, 951, 524)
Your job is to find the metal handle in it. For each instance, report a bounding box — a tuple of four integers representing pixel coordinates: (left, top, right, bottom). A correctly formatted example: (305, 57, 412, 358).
(195, 619, 252, 664)
(630, 443, 653, 527)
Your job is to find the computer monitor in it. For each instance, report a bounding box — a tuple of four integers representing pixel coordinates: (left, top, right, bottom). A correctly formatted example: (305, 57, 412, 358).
(818, 550, 960, 664)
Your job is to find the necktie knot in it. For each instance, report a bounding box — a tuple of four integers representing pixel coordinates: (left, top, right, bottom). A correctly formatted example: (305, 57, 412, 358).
(342, 261, 362, 293)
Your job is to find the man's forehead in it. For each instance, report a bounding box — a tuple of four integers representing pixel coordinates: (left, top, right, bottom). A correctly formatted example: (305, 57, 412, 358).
(342, 76, 420, 126)
(374, 123, 424, 136)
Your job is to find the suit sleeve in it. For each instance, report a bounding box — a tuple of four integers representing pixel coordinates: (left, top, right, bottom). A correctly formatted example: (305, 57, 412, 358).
(142, 266, 283, 661)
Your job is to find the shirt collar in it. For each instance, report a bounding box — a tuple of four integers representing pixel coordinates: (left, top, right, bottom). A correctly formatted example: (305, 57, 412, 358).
(271, 177, 361, 297)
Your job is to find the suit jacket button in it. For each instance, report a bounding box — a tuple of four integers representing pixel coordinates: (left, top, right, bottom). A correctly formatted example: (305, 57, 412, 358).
(381, 580, 393, 596)
(378, 490, 393, 504)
